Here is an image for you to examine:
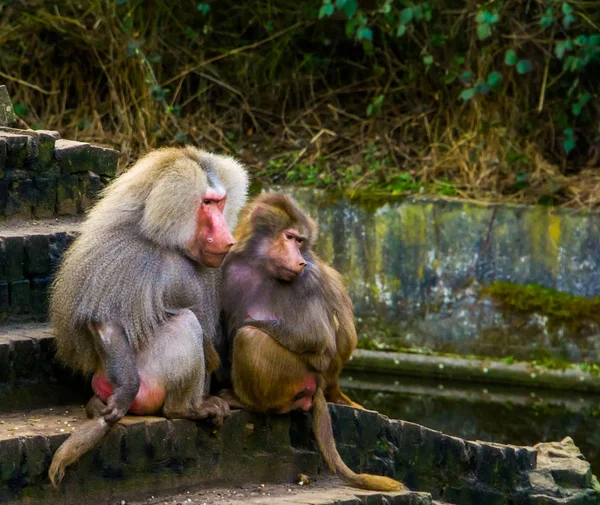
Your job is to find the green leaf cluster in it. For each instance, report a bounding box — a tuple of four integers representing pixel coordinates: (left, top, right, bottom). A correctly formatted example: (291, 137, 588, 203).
(475, 10, 499, 40)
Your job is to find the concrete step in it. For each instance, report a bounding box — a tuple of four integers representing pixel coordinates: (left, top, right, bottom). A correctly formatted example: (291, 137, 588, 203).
(0, 218, 81, 322)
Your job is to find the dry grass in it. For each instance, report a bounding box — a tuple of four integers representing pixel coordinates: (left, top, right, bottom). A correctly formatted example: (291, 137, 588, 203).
(1, 0, 599, 208)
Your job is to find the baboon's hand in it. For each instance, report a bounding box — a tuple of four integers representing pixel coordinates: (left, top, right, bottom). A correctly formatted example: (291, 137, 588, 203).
(101, 395, 130, 424)
(194, 396, 231, 426)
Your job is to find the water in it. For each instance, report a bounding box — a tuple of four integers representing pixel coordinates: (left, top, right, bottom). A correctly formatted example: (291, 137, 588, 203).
(341, 372, 600, 476)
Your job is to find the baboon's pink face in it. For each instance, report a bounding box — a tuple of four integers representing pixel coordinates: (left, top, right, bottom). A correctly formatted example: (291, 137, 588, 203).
(186, 188, 235, 268)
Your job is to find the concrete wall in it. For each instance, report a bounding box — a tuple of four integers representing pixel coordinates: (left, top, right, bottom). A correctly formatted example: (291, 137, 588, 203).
(281, 188, 600, 362)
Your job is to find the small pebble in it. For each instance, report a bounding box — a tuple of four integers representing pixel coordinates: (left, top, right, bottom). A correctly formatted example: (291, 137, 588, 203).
(297, 473, 310, 486)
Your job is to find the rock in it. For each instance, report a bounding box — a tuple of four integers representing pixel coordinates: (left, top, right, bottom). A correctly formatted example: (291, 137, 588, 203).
(54, 139, 92, 175)
(0, 86, 15, 126)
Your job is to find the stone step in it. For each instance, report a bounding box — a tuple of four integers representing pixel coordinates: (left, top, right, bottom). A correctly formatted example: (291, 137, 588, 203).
(0, 400, 597, 505)
(0, 218, 81, 322)
(0, 404, 426, 504)
(0, 323, 73, 388)
(125, 478, 434, 505)
(0, 125, 118, 220)
(0, 403, 320, 504)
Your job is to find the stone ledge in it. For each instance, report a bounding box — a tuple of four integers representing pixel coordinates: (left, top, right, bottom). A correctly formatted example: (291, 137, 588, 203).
(3, 323, 600, 400)
(0, 402, 597, 505)
(0, 224, 79, 322)
(0, 324, 70, 385)
(346, 350, 600, 394)
(0, 94, 118, 220)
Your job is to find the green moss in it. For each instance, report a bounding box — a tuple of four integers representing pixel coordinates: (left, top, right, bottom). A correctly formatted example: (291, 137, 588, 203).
(531, 356, 570, 371)
(482, 281, 600, 332)
(579, 362, 600, 376)
(376, 437, 389, 453)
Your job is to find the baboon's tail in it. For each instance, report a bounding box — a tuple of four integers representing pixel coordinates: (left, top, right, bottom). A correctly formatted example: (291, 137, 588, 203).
(49, 417, 110, 487)
(312, 388, 404, 492)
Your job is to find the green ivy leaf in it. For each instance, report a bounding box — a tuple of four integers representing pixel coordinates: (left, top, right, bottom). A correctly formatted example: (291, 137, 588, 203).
(574, 35, 588, 46)
(151, 85, 167, 101)
(424, 5, 432, 22)
(579, 92, 591, 105)
(455, 55, 465, 65)
(374, 96, 385, 107)
(475, 82, 491, 95)
(504, 49, 517, 66)
(540, 7, 553, 28)
(423, 55, 434, 66)
(13, 103, 27, 116)
(400, 7, 413, 24)
(444, 72, 458, 84)
(487, 71, 503, 87)
(563, 128, 576, 153)
(563, 55, 578, 72)
(460, 88, 476, 101)
(589, 35, 600, 46)
(373, 64, 385, 75)
(378, 0, 392, 14)
(561, 3, 573, 15)
(460, 70, 473, 83)
(197, 2, 211, 14)
(487, 12, 499, 24)
(564, 136, 576, 153)
(516, 59, 534, 74)
(116, 0, 128, 4)
(339, 0, 358, 19)
(366, 94, 385, 116)
(475, 12, 487, 23)
(396, 24, 407, 36)
(477, 23, 492, 40)
(357, 27, 373, 41)
(319, 3, 335, 18)
(563, 13, 575, 29)
(555, 39, 572, 59)
(572, 103, 582, 116)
